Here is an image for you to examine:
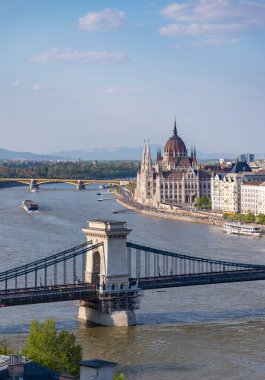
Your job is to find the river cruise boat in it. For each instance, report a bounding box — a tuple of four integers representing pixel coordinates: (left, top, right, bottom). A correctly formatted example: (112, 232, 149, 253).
(223, 222, 262, 237)
(22, 200, 38, 212)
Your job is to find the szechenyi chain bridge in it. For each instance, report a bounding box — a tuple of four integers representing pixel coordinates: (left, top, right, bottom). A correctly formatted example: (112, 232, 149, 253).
(1, 219, 265, 327)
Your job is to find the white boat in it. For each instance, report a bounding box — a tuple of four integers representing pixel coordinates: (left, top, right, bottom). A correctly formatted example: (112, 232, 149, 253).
(97, 195, 104, 201)
(22, 200, 38, 212)
(223, 222, 262, 237)
(31, 188, 38, 193)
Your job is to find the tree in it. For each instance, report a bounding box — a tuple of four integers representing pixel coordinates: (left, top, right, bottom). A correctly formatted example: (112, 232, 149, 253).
(256, 214, 265, 225)
(114, 374, 125, 380)
(194, 196, 211, 209)
(242, 212, 255, 223)
(22, 320, 82, 377)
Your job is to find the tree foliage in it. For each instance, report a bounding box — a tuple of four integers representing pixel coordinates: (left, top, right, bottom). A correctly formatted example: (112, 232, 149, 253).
(256, 214, 265, 225)
(114, 374, 125, 380)
(22, 320, 82, 377)
(0, 161, 138, 182)
(223, 212, 258, 224)
(194, 196, 211, 209)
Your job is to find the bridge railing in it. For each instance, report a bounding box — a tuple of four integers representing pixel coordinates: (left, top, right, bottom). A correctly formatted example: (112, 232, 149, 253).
(0, 241, 103, 292)
(126, 242, 265, 280)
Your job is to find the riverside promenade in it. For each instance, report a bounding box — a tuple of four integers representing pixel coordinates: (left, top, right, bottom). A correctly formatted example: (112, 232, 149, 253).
(116, 187, 224, 227)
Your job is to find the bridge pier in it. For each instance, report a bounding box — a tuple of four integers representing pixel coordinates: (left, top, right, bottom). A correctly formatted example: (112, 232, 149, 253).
(78, 220, 140, 326)
(30, 180, 39, 191)
(77, 181, 86, 190)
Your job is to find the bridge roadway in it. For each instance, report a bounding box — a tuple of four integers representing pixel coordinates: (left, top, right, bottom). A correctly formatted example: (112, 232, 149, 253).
(0, 283, 98, 307)
(134, 268, 265, 289)
(2, 268, 265, 308)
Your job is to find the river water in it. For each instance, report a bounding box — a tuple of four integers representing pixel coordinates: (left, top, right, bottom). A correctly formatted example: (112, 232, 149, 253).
(1, 185, 265, 379)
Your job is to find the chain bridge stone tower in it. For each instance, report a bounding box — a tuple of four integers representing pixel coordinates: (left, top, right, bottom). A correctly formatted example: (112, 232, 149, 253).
(78, 220, 140, 326)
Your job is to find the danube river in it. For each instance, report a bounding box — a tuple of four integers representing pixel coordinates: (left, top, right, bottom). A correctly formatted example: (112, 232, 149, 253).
(1, 185, 265, 379)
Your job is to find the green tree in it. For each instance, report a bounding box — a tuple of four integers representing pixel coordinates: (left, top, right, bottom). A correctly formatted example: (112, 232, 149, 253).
(194, 196, 211, 209)
(22, 320, 82, 377)
(256, 214, 265, 224)
(242, 212, 256, 223)
(234, 213, 243, 222)
(114, 374, 125, 380)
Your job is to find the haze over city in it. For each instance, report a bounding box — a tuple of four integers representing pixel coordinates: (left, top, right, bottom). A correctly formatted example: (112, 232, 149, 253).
(1, 0, 265, 154)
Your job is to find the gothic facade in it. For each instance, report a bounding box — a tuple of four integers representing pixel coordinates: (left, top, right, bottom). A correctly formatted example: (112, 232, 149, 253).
(134, 122, 212, 207)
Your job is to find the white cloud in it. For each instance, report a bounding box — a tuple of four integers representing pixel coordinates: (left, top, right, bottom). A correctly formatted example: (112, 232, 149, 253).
(159, 0, 265, 44)
(160, 0, 265, 23)
(31, 48, 126, 64)
(159, 22, 244, 36)
(161, 3, 191, 20)
(79, 8, 126, 31)
(31, 83, 53, 91)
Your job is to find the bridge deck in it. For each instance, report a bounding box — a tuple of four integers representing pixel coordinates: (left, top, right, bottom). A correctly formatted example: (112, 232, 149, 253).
(0, 284, 97, 307)
(133, 269, 265, 290)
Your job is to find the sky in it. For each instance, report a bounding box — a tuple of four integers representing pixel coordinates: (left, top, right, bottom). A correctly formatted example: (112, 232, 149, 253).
(1, 0, 265, 155)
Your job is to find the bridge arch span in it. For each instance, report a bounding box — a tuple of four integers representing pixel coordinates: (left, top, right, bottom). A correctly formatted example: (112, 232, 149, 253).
(0, 178, 32, 186)
(37, 179, 79, 187)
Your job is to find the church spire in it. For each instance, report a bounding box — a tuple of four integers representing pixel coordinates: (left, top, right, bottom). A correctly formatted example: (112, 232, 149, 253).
(146, 139, 150, 156)
(173, 117, 177, 136)
(145, 139, 152, 174)
(141, 140, 146, 161)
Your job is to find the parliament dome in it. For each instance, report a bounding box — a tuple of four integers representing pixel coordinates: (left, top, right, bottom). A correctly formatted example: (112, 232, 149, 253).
(164, 122, 187, 157)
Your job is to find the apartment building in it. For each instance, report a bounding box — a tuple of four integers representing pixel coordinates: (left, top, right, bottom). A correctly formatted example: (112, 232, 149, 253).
(241, 181, 265, 215)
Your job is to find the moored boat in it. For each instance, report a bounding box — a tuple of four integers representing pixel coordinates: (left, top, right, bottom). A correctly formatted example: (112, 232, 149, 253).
(22, 200, 38, 212)
(223, 222, 262, 237)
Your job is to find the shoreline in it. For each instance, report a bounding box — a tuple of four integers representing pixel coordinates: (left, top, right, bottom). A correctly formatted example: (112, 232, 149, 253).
(116, 193, 265, 232)
(116, 194, 224, 227)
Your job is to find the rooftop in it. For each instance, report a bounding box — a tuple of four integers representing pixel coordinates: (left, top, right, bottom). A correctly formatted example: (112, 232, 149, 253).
(242, 181, 265, 187)
(229, 161, 252, 173)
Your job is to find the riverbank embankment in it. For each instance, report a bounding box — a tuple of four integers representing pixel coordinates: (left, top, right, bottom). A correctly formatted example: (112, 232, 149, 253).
(116, 191, 224, 227)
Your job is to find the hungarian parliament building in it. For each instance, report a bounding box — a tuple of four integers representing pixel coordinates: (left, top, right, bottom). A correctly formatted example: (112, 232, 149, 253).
(134, 122, 212, 207)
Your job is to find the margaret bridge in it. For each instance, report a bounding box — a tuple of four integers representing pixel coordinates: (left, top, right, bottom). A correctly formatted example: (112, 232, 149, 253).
(0, 178, 131, 190)
(1, 220, 265, 326)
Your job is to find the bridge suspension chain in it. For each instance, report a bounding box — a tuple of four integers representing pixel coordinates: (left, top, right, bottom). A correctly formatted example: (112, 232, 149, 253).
(126, 242, 265, 281)
(0, 241, 103, 292)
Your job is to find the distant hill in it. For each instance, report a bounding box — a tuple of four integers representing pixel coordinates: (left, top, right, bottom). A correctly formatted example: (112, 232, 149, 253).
(0, 147, 60, 161)
(52, 147, 237, 161)
(0, 146, 261, 161)
(52, 146, 159, 161)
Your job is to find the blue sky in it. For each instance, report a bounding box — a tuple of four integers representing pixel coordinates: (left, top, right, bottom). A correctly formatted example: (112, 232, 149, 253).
(1, 0, 265, 154)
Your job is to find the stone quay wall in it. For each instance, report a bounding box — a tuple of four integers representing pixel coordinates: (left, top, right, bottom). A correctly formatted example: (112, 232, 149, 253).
(116, 189, 224, 227)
